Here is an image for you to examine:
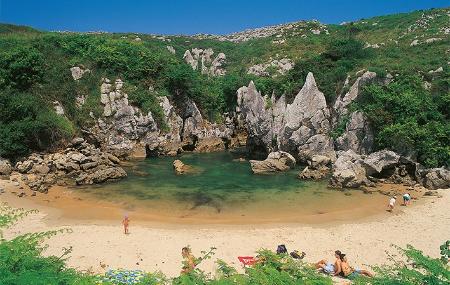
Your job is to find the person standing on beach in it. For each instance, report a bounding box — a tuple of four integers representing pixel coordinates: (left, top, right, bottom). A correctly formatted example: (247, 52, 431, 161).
(181, 247, 196, 274)
(388, 196, 397, 212)
(122, 215, 130, 234)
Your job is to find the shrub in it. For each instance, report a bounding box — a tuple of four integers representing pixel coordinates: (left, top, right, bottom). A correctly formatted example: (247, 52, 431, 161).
(0, 91, 74, 160)
(0, 203, 96, 285)
(354, 244, 450, 285)
(0, 46, 45, 90)
(357, 75, 449, 167)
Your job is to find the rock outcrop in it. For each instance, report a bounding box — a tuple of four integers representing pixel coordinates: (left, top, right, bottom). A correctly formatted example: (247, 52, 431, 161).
(416, 168, 450, 190)
(335, 111, 374, 155)
(183, 48, 226, 76)
(88, 77, 239, 158)
(70, 66, 90, 80)
(280, 72, 335, 162)
(329, 149, 448, 189)
(250, 151, 296, 174)
(333, 71, 379, 154)
(237, 73, 335, 162)
(236, 81, 275, 153)
(94, 78, 159, 157)
(247, 58, 294, 77)
(14, 138, 126, 192)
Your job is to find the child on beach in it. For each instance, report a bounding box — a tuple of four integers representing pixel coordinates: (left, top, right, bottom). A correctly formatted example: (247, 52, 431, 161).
(122, 215, 130, 234)
(181, 247, 196, 274)
(403, 193, 411, 206)
(387, 196, 397, 212)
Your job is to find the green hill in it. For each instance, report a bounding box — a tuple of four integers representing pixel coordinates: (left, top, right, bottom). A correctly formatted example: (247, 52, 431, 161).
(0, 7, 448, 166)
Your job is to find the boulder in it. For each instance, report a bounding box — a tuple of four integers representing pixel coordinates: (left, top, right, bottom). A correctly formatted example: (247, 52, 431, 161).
(298, 166, 328, 180)
(418, 168, 450, 190)
(362, 150, 400, 176)
(329, 150, 370, 188)
(0, 158, 12, 176)
(250, 151, 296, 174)
(298, 155, 331, 180)
(173, 159, 193, 175)
(76, 167, 127, 185)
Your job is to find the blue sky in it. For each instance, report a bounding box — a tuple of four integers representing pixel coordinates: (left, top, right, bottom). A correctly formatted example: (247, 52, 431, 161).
(0, 0, 448, 35)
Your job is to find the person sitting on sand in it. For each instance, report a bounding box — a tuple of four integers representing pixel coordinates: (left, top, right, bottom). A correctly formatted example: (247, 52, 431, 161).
(387, 196, 397, 212)
(403, 193, 411, 206)
(315, 250, 343, 275)
(339, 254, 373, 279)
(122, 215, 130, 234)
(181, 247, 196, 274)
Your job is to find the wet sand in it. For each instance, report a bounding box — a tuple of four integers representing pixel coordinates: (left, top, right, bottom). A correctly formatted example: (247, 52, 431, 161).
(1, 178, 449, 279)
(1, 179, 392, 226)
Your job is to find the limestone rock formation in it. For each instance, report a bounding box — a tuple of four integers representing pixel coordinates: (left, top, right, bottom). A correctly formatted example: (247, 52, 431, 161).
(53, 101, 65, 116)
(166, 46, 176, 54)
(417, 168, 450, 190)
(298, 155, 331, 180)
(250, 151, 296, 174)
(335, 111, 374, 155)
(333, 71, 379, 154)
(236, 81, 274, 152)
(280, 72, 335, 162)
(14, 138, 126, 192)
(172, 159, 195, 175)
(247, 58, 294, 77)
(362, 150, 400, 176)
(329, 150, 370, 188)
(183, 48, 226, 76)
(328, 149, 444, 189)
(95, 78, 159, 157)
(333, 71, 376, 119)
(0, 158, 12, 176)
(237, 73, 335, 161)
(145, 96, 234, 156)
(70, 66, 90, 80)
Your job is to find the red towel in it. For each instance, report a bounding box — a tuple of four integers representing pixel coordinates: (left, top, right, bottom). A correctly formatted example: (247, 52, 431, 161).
(238, 256, 257, 266)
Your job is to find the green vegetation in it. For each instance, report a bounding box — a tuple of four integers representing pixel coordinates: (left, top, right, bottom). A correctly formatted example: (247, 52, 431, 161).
(1, 204, 449, 284)
(0, 7, 448, 167)
(358, 75, 450, 167)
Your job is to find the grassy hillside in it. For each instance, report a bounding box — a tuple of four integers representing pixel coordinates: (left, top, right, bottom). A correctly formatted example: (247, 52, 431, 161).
(0, 7, 448, 166)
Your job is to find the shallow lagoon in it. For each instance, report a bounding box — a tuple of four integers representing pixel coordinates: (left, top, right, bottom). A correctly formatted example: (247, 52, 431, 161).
(73, 152, 387, 224)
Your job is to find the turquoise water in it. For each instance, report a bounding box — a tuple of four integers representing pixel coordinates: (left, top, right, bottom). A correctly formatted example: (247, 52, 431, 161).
(75, 152, 385, 223)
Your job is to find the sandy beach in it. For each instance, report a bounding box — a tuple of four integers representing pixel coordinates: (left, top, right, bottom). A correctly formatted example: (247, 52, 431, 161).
(1, 178, 449, 279)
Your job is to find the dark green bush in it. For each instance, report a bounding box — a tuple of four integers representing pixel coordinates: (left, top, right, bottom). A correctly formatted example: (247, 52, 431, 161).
(0, 91, 74, 160)
(357, 75, 449, 167)
(0, 46, 45, 90)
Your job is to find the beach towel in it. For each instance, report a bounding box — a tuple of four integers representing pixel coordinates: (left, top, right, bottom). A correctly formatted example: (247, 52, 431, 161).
(238, 256, 258, 267)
